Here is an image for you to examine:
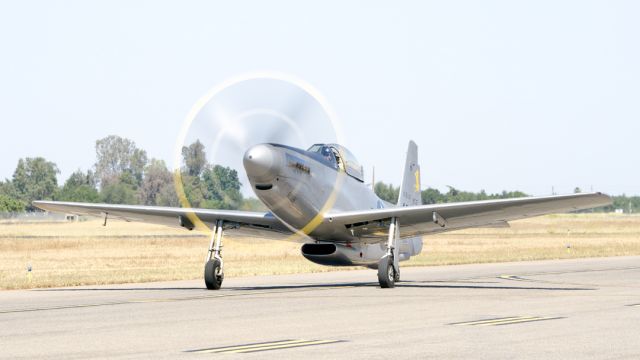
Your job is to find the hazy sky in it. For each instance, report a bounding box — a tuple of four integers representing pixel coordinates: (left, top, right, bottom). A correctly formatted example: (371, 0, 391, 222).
(1, 0, 638, 196)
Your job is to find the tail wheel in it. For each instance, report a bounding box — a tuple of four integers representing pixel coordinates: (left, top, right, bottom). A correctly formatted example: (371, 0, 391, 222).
(377, 256, 396, 288)
(204, 258, 224, 290)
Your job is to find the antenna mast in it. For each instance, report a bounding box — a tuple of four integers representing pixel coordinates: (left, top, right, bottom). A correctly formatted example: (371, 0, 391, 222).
(372, 166, 375, 191)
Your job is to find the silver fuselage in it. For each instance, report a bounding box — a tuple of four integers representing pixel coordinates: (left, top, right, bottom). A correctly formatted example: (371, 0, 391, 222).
(243, 143, 424, 268)
(243, 143, 384, 242)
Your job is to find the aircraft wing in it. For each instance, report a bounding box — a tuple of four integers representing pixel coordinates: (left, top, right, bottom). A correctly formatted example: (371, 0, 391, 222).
(325, 193, 612, 238)
(32, 201, 292, 239)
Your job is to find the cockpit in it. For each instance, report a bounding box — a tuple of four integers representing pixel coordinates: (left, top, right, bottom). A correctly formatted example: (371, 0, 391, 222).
(307, 144, 364, 182)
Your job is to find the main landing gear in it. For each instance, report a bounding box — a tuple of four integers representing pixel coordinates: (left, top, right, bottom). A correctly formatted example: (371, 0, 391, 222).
(204, 217, 401, 289)
(204, 219, 224, 290)
(378, 217, 400, 288)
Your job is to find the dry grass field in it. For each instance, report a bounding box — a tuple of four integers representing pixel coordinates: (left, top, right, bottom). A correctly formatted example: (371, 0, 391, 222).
(1, 213, 639, 290)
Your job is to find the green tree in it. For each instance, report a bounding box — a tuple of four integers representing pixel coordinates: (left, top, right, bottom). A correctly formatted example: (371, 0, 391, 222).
(181, 140, 207, 177)
(177, 141, 243, 209)
(0, 194, 25, 212)
(421, 186, 528, 204)
(95, 135, 148, 188)
(201, 165, 243, 209)
(0, 180, 21, 200)
(178, 166, 243, 210)
(58, 170, 100, 203)
(421, 187, 445, 204)
(100, 171, 138, 204)
(138, 159, 175, 206)
(374, 182, 399, 204)
(605, 195, 640, 214)
(12, 157, 59, 210)
(498, 190, 528, 199)
(180, 174, 207, 208)
(156, 181, 180, 207)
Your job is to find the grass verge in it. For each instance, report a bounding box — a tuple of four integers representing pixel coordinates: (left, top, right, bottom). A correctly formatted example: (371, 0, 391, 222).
(1, 213, 638, 290)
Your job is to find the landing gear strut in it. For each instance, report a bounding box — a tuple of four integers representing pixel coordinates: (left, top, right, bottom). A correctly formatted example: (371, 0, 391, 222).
(204, 219, 224, 290)
(378, 217, 400, 288)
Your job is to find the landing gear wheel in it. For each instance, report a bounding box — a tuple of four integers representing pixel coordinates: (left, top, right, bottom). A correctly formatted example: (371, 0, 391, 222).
(204, 258, 224, 290)
(377, 257, 396, 288)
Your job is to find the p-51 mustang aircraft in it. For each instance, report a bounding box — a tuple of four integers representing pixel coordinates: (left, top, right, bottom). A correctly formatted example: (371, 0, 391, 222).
(34, 141, 611, 289)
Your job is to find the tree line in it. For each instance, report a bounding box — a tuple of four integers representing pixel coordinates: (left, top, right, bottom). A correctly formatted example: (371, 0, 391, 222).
(0, 136, 636, 214)
(373, 182, 638, 213)
(0, 135, 251, 212)
(374, 182, 527, 205)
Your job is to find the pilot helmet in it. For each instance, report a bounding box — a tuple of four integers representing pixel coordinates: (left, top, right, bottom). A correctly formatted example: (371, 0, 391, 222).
(321, 147, 332, 157)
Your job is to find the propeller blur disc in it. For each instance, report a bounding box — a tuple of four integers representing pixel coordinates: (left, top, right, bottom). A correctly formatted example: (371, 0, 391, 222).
(173, 72, 345, 237)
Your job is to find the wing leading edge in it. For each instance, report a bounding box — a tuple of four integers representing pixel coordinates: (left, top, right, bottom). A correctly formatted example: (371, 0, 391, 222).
(325, 192, 612, 238)
(32, 201, 292, 239)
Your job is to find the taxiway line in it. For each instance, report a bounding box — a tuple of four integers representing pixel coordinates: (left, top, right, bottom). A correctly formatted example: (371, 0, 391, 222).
(2, 257, 639, 359)
(188, 339, 343, 354)
(452, 316, 563, 326)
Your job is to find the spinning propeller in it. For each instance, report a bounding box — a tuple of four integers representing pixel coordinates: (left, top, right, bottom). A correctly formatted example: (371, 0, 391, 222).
(173, 73, 345, 236)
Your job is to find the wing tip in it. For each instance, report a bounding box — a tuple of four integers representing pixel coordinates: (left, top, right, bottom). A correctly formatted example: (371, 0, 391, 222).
(583, 192, 613, 207)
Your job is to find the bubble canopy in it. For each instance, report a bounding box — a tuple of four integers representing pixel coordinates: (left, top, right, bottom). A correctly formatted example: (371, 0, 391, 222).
(307, 143, 364, 182)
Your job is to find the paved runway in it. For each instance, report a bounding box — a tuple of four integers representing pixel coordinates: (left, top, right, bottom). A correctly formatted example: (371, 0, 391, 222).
(2, 256, 639, 359)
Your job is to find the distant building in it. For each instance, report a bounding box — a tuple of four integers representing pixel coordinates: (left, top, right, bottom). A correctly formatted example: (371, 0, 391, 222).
(65, 214, 79, 222)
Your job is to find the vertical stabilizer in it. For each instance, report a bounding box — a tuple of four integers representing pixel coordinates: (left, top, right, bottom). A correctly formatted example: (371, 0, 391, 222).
(397, 141, 421, 207)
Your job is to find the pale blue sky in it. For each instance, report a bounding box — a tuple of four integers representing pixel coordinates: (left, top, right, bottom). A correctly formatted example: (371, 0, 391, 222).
(1, 0, 638, 196)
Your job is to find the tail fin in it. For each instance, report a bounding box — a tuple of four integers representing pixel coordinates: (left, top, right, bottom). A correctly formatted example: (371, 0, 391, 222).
(397, 140, 421, 207)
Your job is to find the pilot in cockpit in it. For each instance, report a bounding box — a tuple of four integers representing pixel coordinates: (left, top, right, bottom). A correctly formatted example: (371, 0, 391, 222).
(321, 146, 333, 162)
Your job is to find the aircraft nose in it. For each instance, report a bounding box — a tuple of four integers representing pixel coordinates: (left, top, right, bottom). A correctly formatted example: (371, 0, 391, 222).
(243, 144, 279, 180)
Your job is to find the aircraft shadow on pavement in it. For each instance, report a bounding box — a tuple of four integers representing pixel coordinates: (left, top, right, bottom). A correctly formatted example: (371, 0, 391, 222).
(396, 280, 595, 291)
(33, 282, 373, 292)
(34, 287, 206, 292)
(33, 281, 595, 292)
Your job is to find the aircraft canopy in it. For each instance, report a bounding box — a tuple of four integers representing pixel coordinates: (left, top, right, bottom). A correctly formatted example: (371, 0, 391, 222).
(307, 144, 364, 182)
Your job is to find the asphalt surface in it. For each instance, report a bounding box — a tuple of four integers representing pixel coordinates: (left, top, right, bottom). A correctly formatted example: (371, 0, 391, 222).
(2, 256, 639, 359)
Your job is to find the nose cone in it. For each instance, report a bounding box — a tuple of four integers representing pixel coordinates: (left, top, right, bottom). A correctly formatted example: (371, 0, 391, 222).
(243, 144, 278, 180)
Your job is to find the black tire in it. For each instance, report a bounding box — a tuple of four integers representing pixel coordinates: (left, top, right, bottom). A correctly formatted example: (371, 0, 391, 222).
(204, 258, 224, 290)
(377, 256, 396, 288)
